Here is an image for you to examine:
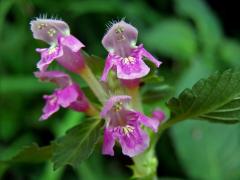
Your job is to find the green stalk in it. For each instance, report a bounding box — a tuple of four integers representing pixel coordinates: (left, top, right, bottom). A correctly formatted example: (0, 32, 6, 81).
(132, 147, 158, 180)
(126, 83, 158, 179)
(126, 86, 143, 112)
(79, 65, 107, 104)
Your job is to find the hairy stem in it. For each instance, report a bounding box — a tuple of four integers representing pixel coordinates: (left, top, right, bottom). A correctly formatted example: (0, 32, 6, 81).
(127, 82, 158, 179)
(132, 147, 158, 180)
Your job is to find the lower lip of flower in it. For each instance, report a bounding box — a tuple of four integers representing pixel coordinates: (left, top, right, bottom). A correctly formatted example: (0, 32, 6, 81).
(122, 56, 136, 65)
(122, 125, 135, 135)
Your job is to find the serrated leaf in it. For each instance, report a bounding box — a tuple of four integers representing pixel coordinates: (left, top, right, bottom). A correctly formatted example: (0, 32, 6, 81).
(142, 19, 197, 61)
(52, 119, 103, 170)
(0, 143, 52, 164)
(168, 69, 240, 123)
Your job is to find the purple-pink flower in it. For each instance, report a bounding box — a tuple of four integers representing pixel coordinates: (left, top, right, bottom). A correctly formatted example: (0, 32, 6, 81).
(34, 71, 90, 120)
(101, 95, 161, 157)
(152, 108, 166, 124)
(31, 18, 85, 73)
(101, 20, 161, 81)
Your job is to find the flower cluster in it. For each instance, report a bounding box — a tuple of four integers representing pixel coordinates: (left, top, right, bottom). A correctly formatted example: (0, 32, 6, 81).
(31, 18, 165, 157)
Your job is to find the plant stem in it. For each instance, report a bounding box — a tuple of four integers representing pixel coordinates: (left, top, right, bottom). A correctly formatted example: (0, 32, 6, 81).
(131, 117, 183, 179)
(126, 86, 143, 112)
(79, 65, 107, 104)
(132, 147, 158, 180)
(127, 83, 159, 179)
(85, 104, 99, 117)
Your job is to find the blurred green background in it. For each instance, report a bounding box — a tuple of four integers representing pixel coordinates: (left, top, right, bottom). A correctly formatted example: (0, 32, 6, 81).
(1, 0, 240, 179)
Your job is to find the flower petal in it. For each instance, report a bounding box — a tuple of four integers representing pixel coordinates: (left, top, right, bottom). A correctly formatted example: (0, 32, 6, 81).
(116, 56, 150, 79)
(102, 20, 138, 53)
(100, 95, 131, 118)
(57, 84, 79, 108)
(152, 108, 166, 122)
(141, 45, 161, 67)
(102, 128, 116, 156)
(56, 36, 85, 73)
(137, 112, 160, 132)
(34, 71, 71, 88)
(30, 18, 70, 45)
(60, 35, 85, 52)
(118, 125, 149, 157)
(36, 47, 63, 71)
(68, 84, 90, 112)
(40, 93, 59, 120)
(101, 54, 116, 81)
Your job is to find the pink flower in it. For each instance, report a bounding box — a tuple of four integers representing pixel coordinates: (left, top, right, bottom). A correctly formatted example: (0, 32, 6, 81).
(152, 108, 166, 124)
(34, 71, 90, 120)
(101, 20, 161, 81)
(30, 18, 85, 73)
(101, 95, 161, 157)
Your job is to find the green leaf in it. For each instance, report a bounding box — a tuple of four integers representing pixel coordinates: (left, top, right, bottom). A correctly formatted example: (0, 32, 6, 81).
(168, 69, 240, 123)
(0, 143, 52, 164)
(219, 39, 240, 66)
(174, 0, 222, 50)
(52, 119, 103, 170)
(142, 19, 197, 61)
(171, 120, 240, 179)
(0, 76, 53, 93)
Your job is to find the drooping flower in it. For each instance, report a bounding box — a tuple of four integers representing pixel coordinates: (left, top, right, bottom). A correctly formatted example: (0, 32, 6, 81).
(101, 95, 161, 157)
(101, 20, 161, 81)
(34, 71, 91, 120)
(30, 18, 85, 73)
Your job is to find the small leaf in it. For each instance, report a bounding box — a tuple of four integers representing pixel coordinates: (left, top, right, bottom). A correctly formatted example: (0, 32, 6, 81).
(0, 143, 52, 164)
(52, 119, 103, 170)
(168, 69, 240, 123)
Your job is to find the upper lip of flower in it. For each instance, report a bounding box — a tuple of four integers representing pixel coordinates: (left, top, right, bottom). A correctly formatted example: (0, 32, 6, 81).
(100, 95, 131, 118)
(102, 20, 138, 51)
(30, 18, 70, 45)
